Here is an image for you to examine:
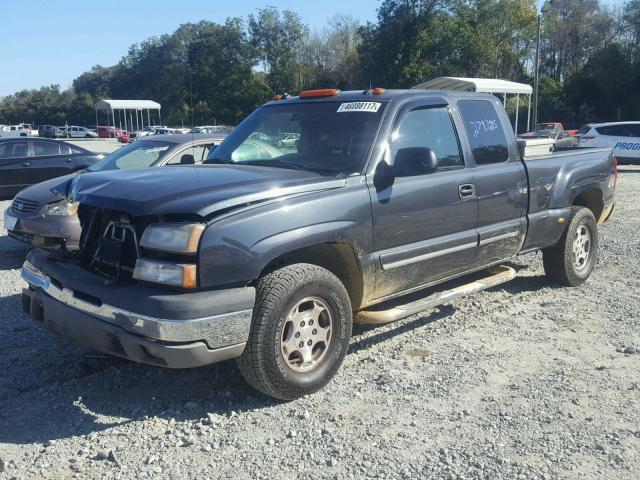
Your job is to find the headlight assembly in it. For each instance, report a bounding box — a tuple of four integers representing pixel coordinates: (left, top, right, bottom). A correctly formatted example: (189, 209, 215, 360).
(140, 223, 205, 254)
(133, 258, 197, 288)
(43, 200, 79, 216)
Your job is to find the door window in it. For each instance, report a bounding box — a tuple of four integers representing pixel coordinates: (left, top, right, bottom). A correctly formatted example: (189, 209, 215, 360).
(458, 100, 509, 164)
(628, 124, 640, 137)
(33, 141, 61, 156)
(0, 141, 29, 158)
(596, 125, 634, 137)
(391, 106, 463, 170)
(168, 144, 217, 165)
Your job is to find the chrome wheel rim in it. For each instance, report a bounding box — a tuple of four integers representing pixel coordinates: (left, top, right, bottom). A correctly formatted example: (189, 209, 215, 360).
(572, 225, 591, 271)
(280, 297, 333, 372)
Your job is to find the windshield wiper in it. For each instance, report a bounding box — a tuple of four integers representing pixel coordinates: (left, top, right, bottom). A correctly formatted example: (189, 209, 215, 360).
(247, 159, 340, 175)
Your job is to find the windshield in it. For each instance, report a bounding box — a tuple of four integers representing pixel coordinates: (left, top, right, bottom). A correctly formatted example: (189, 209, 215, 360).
(576, 125, 592, 135)
(88, 140, 173, 171)
(205, 101, 386, 175)
(536, 129, 556, 138)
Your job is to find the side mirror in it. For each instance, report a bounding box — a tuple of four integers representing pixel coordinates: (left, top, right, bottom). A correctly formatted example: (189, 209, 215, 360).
(393, 147, 438, 177)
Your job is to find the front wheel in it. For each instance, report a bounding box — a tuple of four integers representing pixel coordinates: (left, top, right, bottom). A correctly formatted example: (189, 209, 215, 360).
(237, 263, 352, 400)
(542, 207, 598, 286)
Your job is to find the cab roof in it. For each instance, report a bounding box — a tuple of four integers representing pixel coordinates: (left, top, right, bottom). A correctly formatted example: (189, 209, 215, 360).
(264, 88, 497, 107)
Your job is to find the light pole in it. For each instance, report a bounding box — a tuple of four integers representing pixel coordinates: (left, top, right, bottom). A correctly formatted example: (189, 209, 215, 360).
(533, 2, 550, 127)
(533, 14, 541, 127)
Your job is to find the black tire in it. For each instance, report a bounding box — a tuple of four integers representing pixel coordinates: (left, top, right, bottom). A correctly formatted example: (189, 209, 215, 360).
(237, 263, 352, 400)
(542, 207, 598, 286)
(85, 133, 91, 138)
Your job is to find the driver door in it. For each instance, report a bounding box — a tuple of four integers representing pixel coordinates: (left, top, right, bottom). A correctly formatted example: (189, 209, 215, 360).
(369, 101, 478, 301)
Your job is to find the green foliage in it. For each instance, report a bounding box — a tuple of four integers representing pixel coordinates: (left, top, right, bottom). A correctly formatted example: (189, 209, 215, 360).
(249, 7, 308, 94)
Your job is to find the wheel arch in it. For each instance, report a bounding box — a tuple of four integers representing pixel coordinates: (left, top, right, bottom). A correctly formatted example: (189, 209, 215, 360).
(572, 187, 604, 223)
(258, 242, 365, 310)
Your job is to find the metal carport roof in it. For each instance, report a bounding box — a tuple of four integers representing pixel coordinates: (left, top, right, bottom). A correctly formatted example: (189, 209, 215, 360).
(412, 77, 533, 95)
(94, 99, 161, 111)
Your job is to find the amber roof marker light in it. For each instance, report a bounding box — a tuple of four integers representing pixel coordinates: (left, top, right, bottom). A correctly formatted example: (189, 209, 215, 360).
(299, 89, 341, 98)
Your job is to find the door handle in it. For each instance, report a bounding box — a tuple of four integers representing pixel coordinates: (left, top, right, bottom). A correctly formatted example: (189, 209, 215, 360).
(64, 158, 72, 163)
(458, 184, 476, 199)
(21, 162, 30, 167)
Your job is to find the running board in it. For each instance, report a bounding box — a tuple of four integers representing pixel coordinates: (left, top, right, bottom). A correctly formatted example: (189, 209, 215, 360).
(356, 265, 516, 324)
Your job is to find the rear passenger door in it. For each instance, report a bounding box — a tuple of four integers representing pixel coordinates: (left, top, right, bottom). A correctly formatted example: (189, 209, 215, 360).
(369, 101, 479, 300)
(29, 140, 75, 184)
(458, 99, 527, 267)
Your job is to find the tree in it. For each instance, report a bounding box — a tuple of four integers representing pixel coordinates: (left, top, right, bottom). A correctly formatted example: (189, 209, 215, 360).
(249, 7, 308, 93)
(358, 0, 447, 87)
(299, 15, 363, 90)
(188, 18, 272, 125)
(539, 0, 614, 81)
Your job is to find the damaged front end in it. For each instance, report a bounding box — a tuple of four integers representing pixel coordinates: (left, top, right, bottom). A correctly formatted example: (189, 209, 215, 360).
(76, 204, 204, 289)
(77, 205, 142, 281)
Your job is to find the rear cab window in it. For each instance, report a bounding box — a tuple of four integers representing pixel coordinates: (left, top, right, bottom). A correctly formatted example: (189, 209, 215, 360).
(458, 100, 510, 164)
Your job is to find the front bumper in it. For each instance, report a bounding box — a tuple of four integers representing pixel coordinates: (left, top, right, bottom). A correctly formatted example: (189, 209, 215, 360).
(4, 207, 81, 250)
(21, 251, 255, 368)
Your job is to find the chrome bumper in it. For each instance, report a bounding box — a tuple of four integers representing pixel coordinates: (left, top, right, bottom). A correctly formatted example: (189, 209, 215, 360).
(21, 261, 253, 349)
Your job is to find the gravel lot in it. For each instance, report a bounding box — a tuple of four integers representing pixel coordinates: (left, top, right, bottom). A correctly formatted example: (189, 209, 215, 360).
(0, 168, 639, 480)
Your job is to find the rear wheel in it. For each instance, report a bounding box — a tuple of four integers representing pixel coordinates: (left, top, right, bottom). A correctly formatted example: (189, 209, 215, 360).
(237, 263, 352, 400)
(542, 207, 598, 286)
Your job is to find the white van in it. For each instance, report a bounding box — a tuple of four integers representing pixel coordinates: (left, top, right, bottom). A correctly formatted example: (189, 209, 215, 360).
(577, 121, 640, 164)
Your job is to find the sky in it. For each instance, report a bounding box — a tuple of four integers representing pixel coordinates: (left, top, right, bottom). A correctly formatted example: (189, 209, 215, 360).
(0, 0, 627, 98)
(0, 0, 378, 97)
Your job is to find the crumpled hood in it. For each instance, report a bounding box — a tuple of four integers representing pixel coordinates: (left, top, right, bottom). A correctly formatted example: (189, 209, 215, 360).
(68, 165, 346, 218)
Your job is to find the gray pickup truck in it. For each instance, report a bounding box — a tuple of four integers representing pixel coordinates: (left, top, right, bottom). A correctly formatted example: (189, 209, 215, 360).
(21, 88, 616, 400)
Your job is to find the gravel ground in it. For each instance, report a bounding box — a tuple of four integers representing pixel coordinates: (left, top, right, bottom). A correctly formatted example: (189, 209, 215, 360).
(0, 168, 639, 480)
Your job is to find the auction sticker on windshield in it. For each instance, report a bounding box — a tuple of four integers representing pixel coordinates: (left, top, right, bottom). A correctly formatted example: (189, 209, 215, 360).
(337, 102, 382, 113)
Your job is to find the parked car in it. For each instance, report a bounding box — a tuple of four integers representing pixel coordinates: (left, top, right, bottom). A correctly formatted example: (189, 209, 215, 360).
(20, 88, 615, 400)
(0, 138, 103, 200)
(520, 129, 577, 148)
(38, 125, 66, 138)
(38, 125, 54, 138)
(0, 124, 33, 137)
(189, 125, 234, 135)
(4, 134, 226, 248)
(278, 132, 300, 147)
(149, 127, 185, 135)
(63, 125, 99, 138)
(535, 122, 564, 132)
(577, 122, 640, 164)
(97, 125, 126, 138)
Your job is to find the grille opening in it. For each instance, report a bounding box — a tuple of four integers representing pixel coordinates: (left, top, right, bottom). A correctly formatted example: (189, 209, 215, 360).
(49, 277, 63, 290)
(72, 289, 102, 307)
(12, 198, 39, 214)
(78, 206, 142, 282)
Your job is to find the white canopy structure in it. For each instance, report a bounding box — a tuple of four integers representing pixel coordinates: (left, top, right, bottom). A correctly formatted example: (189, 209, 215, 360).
(94, 99, 162, 134)
(412, 77, 533, 134)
